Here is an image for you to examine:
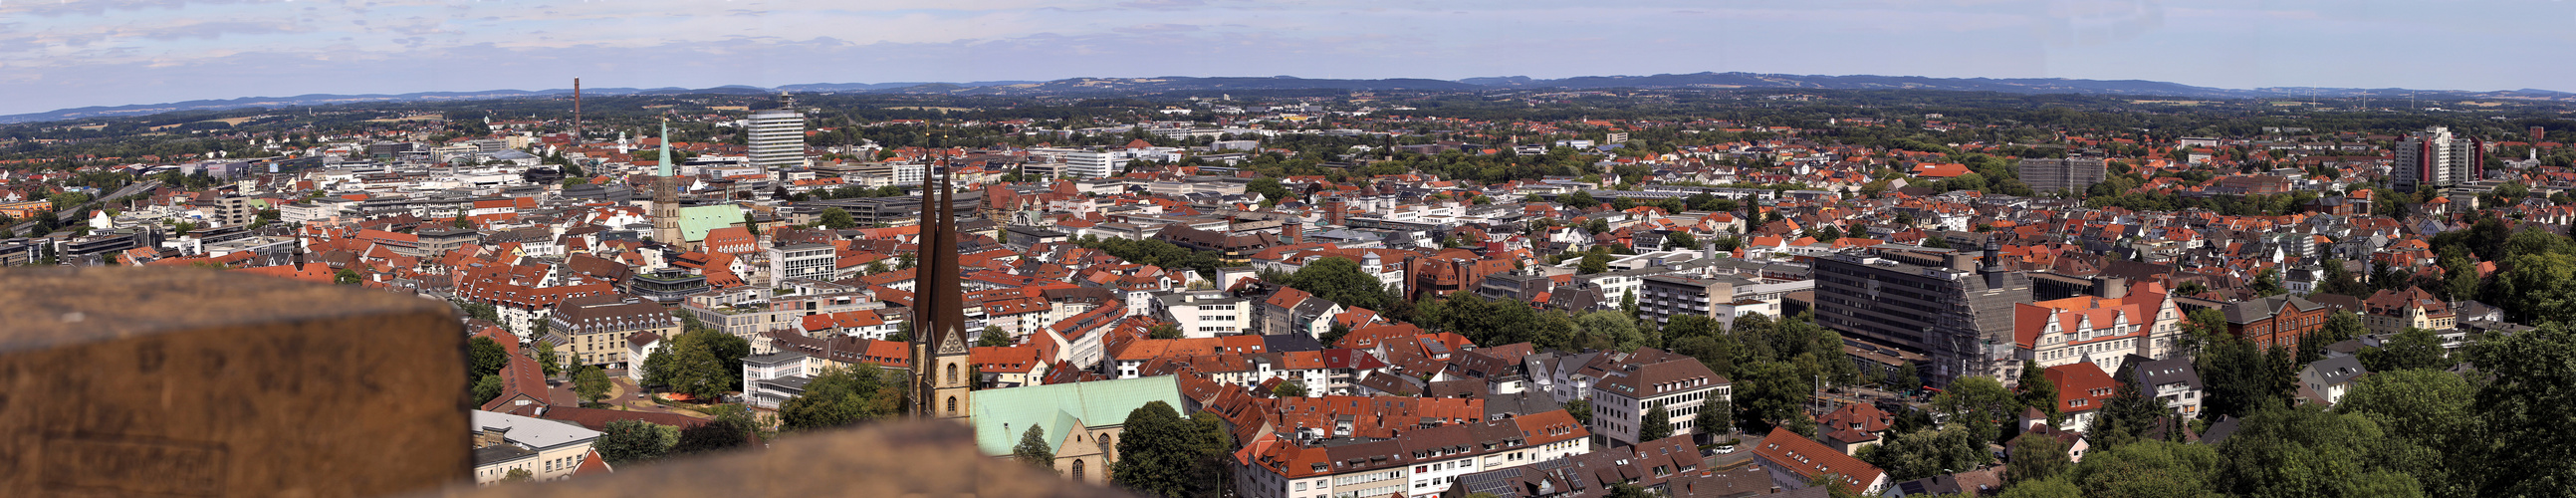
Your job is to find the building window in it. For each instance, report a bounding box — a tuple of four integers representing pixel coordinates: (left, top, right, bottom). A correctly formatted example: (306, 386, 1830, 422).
(947, 396, 958, 414)
(1072, 459, 1085, 480)
(947, 364, 959, 384)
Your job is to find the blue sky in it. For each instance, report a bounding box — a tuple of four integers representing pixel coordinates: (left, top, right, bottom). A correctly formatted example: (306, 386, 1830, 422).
(2, 0, 2571, 116)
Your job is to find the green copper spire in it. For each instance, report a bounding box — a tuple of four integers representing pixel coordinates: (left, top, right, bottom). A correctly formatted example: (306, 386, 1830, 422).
(656, 121, 673, 177)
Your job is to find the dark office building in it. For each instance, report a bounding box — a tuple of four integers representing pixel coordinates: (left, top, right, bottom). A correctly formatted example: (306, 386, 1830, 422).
(1811, 244, 2029, 386)
(2018, 156, 2108, 194)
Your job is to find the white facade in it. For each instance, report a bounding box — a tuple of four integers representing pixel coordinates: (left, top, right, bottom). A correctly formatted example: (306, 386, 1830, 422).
(747, 110, 806, 173)
(1032, 147, 1117, 179)
(1152, 292, 1252, 338)
(767, 243, 837, 283)
(1590, 377, 1729, 447)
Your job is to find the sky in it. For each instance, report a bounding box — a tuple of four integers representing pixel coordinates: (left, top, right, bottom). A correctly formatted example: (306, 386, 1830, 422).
(2, 0, 2573, 117)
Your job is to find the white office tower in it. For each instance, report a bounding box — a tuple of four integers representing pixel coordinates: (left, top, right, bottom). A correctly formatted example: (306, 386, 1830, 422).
(747, 109, 806, 175)
(2392, 126, 2483, 192)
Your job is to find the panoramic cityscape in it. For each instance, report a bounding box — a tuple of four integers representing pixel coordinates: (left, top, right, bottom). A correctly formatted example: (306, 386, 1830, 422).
(4, 1, 2576, 498)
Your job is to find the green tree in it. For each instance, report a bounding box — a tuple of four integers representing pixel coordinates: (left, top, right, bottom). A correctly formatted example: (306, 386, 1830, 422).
(644, 328, 753, 399)
(335, 268, 360, 285)
(1014, 425, 1057, 472)
(2215, 403, 2423, 498)
(1865, 423, 1991, 481)
(2086, 366, 2174, 450)
(778, 364, 901, 431)
(2468, 322, 2576, 496)
(2334, 370, 2477, 498)
(1697, 395, 1732, 440)
(1574, 310, 1652, 352)
(1891, 362, 1922, 390)
(1110, 401, 1230, 498)
(2359, 328, 2450, 373)
(1996, 477, 2081, 498)
(1272, 381, 1308, 398)
(1638, 401, 1674, 441)
(2016, 363, 2060, 425)
(1665, 315, 1737, 379)
(1148, 323, 1183, 340)
(2066, 440, 2226, 498)
(2196, 332, 2285, 420)
(1666, 231, 1700, 250)
(670, 403, 760, 455)
(2009, 434, 2073, 485)
(574, 365, 612, 404)
(597, 419, 679, 463)
(1733, 361, 1807, 435)
(1578, 252, 1611, 274)
(1279, 256, 1395, 312)
(818, 207, 859, 229)
(1930, 375, 2017, 445)
(535, 341, 563, 377)
(501, 468, 533, 483)
(467, 336, 510, 380)
(472, 374, 504, 405)
(978, 326, 1013, 347)
(1562, 398, 1592, 424)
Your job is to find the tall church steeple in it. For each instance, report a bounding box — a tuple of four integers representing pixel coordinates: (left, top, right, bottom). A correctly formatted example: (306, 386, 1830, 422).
(913, 154, 974, 421)
(651, 122, 686, 251)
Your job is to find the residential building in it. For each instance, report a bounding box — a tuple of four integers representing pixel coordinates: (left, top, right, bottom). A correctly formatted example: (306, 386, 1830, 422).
(470, 409, 601, 484)
(2296, 356, 2369, 406)
(1812, 246, 2030, 386)
(742, 351, 817, 409)
(2128, 356, 2204, 418)
(682, 287, 882, 342)
(2042, 362, 2117, 432)
(767, 243, 837, 283)
(1748, 426, 1889, 495)
(1154, 291, 1253, 338)
(2391, 125, 2483, 192)
(2361, 286, 2456, 335)
(1231, 409, 1592, 498)
(1586, 349, 1730, 447)
(544, 294, 681, 369)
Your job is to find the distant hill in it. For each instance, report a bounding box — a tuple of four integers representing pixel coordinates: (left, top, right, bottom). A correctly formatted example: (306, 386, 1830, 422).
(7, 73, 2569, 124)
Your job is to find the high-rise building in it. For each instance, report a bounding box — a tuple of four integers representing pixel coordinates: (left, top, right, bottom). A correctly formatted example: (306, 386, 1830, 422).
(746, 109, 805, 176)
(2533, 125, 2547, 143)
(2019, 156, 2108, 194)
(912, 165, 975, 421)
(2392, 125, 2484, 192)
(1811, 244, 2029, 386)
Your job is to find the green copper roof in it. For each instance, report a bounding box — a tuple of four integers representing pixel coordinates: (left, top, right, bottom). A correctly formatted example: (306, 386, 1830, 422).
(971, 375, 1185, 456)
(676, 204, 743, 242)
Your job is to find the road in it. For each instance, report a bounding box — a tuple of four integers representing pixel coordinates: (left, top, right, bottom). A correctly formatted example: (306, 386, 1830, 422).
(11, 179, 161, 236)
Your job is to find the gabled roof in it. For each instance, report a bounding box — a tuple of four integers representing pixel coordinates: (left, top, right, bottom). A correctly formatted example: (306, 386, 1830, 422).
(970, 375, 1186, 456)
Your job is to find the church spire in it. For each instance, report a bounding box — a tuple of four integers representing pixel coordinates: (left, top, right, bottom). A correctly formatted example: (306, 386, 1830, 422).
(656, 121, 673, 177)
(914, 151, 973, 420)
